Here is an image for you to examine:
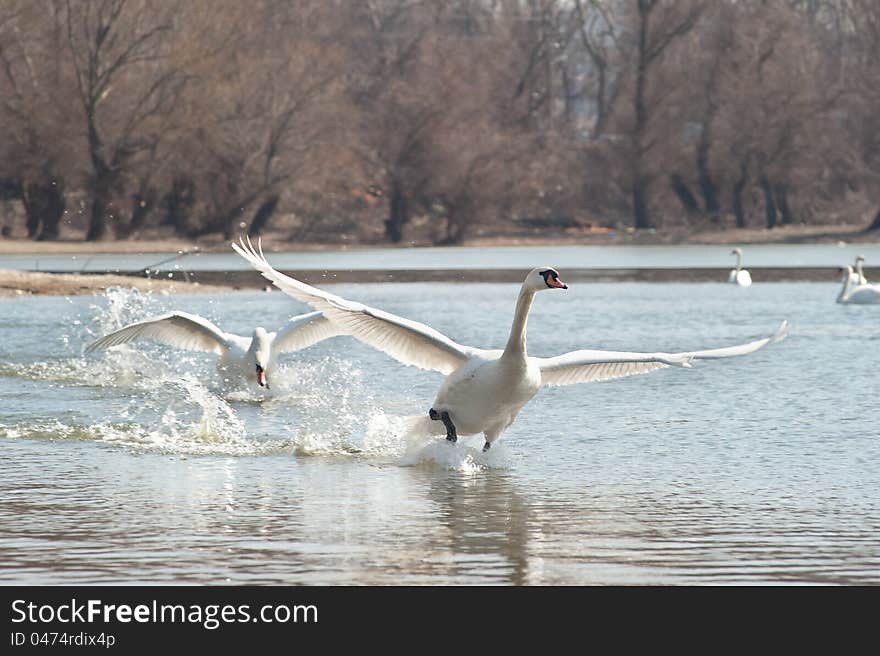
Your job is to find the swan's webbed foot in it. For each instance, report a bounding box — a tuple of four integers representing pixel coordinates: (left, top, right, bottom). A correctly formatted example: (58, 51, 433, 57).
(482, 441, 491, 452)
(429, 408, 457, 443)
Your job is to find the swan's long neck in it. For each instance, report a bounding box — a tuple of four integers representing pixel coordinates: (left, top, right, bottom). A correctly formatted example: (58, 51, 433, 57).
(503, 286, 536, 358)
(856, 259, 864, 281)
(838, 272, 851, 302)
(734, 251, 743, 272)
(250, 328, 271, 366)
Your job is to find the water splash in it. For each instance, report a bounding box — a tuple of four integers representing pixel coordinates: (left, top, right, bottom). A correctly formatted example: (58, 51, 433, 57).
(1, 287, 510, 469)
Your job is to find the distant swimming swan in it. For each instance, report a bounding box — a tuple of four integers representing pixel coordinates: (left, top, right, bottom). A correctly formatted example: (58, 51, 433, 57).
(728, 247, 752, 287)
(850, 255, 868, 286)
(836, 266, 880, 305)
(234, 238, 788, 451)
(86, 311, 339, 388)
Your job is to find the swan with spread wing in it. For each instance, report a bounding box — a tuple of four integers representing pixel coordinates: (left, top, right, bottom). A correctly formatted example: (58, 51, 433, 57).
(234, 238, 788, 450)
(86, 310, 339, 389)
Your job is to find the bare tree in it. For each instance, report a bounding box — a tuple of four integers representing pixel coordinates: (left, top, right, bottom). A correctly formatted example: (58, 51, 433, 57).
(65, 0, 186, 240)
(623, 0, 705, 230)
(0, 0, 77, 240)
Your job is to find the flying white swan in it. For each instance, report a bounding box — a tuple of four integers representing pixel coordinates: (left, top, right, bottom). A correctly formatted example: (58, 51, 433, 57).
(86, 311, 339, 388)
(728, 247, 752, 287)
(836, 266, 880, 305)
(850, 255, 868, 286)
(233, 238, 788, 451)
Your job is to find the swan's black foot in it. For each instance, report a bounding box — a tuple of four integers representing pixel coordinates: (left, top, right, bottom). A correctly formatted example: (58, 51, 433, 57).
(429, 408, 457, 443)
(482, 441, 491, 452)
(442, 412, 457, 443)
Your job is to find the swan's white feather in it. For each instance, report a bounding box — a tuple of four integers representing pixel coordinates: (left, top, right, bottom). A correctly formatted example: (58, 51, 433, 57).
(232, 237, 482, 374)
(272, 311, 341, 353)
(85, 311, 236, 354)
(842, 284, 880, 304)
(538, 321, 788, 388)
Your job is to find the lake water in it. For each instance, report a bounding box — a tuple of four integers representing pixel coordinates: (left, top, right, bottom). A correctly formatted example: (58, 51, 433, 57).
(3, 242, 880, 273)
(1, 280, 878, 584)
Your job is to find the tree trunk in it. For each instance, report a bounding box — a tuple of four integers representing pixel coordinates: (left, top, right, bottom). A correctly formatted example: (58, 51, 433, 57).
(631, 11, 652, 230)
(23, 190, 41, 238)
(162, 177, 196, 237)
(632, 182, 653, 230)
(86, 166, 116, 241)
(696, 138, 721, 219)
(384, 179, 409, 243)
(775, 184, 794, 225)
(247, 194, 280, 238)
(86, 193, 109, 241)
(670, 174, 700, 216)
(592, 64, 608, 139)
(23, 176, 66, 241)
(36, 177, 65, 241)
(760, 175, 777, 230)
(222, 206, 247, 240)
(118, 189, 156, 239)
(84, 101, 115, 241)
(731, 161, 749, 229)
(439, 204, 467, 245)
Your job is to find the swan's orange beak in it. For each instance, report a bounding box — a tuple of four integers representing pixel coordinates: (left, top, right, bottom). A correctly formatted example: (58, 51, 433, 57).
(256, 365, 266, 388)
(548, 276, 568, 289)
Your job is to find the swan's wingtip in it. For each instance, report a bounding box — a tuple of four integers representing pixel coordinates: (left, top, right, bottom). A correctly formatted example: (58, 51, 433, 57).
(772, 320, 790, 343)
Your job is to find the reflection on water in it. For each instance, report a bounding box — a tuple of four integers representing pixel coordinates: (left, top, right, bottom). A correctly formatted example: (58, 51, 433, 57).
(1, 282, 879, 584)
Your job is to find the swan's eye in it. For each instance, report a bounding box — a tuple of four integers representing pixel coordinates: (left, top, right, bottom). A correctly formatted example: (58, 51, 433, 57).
(255, 364, 264, 373)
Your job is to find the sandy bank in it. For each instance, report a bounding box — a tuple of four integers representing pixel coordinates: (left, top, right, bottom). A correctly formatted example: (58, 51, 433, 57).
(0, 222, 877, 257)
(0, 269, 232, 297)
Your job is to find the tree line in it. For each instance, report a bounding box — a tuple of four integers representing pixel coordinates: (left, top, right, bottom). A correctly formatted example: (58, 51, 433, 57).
(1, 0, 879, 244)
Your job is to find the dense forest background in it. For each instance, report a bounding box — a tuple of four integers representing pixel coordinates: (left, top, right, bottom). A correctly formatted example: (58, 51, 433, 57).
(1, 0, 879, 244)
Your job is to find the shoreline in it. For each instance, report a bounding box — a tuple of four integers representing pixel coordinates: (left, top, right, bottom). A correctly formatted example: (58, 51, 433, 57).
(0, 266, 856, 297)
(0, 269, 231, 297)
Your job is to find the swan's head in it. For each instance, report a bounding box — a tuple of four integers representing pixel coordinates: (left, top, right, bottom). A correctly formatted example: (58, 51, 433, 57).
(838, 265, 853, 281)
(730, 247, 743, 256)
(856, 255, 865, 263)
(525, 267, 568, 292)
(252, 327, 271, 388)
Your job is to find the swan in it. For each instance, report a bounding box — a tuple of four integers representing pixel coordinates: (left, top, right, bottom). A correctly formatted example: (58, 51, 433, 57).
(728, 247, 752, 287)
(85, 310, 339, 388)
(233, 238, 788, 450)
(836, 266, 880, 305)
(850, 255, 868, 286)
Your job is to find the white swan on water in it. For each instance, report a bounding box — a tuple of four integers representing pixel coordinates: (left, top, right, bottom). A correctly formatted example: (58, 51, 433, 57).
(728, 247, 752, 287)
(837, 266, 880, 305)
(86, 311, 338, 388)
(233, 238, 788, 451)
(849, 255, 868, 286)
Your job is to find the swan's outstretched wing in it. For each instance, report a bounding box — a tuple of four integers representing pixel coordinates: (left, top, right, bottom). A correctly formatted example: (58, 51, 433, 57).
(538, 321, 788, 387)
(85, 312, 236, 354)
(233, 238, 479, 374)
(272, 312, 341, 353)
